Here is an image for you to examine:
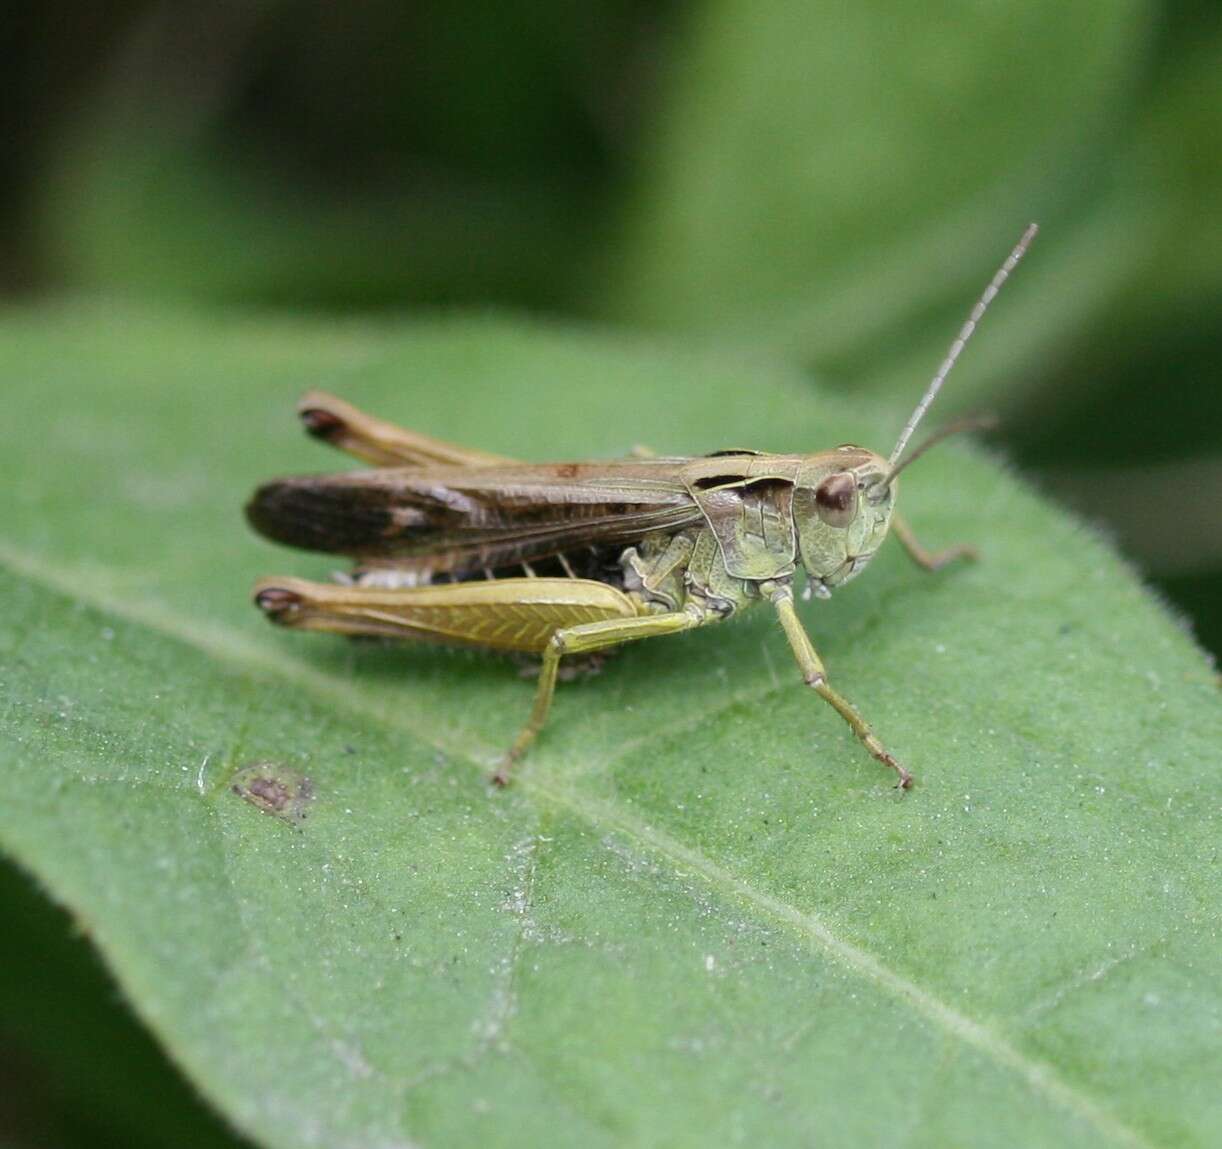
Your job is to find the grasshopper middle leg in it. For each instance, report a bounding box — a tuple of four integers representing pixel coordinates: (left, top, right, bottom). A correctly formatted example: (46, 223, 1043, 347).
(766, 582, 912, 789)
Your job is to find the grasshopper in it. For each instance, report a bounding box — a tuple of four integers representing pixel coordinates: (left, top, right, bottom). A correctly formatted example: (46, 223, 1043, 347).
(247, 225, 1036, 788)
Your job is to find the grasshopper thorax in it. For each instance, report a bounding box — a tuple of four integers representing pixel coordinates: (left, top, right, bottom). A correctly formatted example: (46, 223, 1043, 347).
(794, 446, 895, 593)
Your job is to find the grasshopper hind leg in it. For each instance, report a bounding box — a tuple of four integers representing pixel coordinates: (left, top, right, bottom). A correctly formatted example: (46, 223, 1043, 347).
(250, 573, 707, 785)
(251, 574, 645, 651)
(494, 605, 708, 786)
(295, 389, 515, 469)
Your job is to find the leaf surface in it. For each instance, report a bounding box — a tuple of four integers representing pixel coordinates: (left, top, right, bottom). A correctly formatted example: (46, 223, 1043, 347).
(0, 307, 1218, 1148)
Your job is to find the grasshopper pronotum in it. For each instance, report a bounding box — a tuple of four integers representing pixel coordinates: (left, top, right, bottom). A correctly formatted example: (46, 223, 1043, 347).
(247, 225, 1037, 788)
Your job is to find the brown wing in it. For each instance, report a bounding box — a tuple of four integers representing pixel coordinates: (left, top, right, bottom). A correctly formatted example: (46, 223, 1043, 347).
(245, 459, 704, 575)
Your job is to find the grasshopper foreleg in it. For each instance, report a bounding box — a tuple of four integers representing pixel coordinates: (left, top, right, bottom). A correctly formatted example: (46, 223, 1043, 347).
(766, 583, 912, 789)
(891, 512, 978, 573)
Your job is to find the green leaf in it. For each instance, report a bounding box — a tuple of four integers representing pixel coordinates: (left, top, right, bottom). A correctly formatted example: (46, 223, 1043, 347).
(1, 305, 1217, 1148)
(602, 0, 1157, 406)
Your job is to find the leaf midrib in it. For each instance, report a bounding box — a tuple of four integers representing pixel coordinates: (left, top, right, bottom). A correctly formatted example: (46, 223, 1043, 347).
(0, 540, 1154, 1149)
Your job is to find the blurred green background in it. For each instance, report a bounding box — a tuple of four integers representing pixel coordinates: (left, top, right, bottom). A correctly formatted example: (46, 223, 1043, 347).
(1, 2, 1218, 1144)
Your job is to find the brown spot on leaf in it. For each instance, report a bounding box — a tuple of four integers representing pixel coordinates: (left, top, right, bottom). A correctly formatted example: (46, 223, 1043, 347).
(230, 762, 313, 826)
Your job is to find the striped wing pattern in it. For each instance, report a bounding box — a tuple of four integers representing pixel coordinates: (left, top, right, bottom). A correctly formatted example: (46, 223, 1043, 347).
(247, 460, 703, 575)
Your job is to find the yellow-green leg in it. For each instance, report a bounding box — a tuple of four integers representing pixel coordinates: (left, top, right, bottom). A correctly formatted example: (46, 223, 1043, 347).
(494, 605, 707, 785)
(891, 512, 978, 572)
(767, 583, 912, 789)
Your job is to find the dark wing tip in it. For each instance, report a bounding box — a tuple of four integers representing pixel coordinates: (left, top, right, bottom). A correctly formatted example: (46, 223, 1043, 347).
(245, 479, 311, 549)
(245, 476, 397, 555)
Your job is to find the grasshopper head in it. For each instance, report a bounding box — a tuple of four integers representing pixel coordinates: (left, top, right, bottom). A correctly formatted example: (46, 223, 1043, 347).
(793, 447, 895, 594)
(792, 224, 1038, 596)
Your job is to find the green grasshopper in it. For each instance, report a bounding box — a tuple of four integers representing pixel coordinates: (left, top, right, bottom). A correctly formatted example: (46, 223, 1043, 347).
(247, 225, 1036, 788)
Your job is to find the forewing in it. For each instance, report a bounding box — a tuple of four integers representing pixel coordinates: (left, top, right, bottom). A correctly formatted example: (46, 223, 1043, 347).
(246, 460, 703, 573)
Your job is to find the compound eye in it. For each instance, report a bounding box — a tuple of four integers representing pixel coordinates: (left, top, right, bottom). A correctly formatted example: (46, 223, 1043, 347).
(814, 472, 858, 528)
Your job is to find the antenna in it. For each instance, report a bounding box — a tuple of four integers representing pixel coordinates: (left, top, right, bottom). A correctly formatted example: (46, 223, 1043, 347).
(879, 412, 999, 487)
(882, 222, 1038, 481)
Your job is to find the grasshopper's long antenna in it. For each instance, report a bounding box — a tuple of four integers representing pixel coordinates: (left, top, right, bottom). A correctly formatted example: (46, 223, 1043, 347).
(880, 412, 999, 487)
(882, 222, 1038, 481)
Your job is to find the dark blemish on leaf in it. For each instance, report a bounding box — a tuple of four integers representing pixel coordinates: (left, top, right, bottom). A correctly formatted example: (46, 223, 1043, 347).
(230, 762, 313, 827)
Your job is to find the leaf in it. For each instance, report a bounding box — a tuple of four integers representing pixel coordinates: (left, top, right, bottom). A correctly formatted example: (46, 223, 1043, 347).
(1, 305, 1218, 1148)
(601, 0, 1158, 406)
